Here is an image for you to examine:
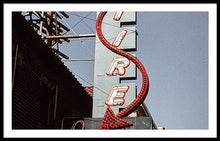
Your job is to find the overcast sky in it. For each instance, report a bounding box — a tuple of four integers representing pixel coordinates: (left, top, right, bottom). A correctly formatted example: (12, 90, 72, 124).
(59, 11, 209, 129)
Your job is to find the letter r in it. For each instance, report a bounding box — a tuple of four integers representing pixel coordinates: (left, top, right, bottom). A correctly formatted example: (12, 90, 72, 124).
(106, 57, 130, 76)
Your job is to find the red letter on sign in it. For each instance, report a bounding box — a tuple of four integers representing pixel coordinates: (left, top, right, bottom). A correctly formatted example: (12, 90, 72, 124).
(106, 57, 130, 76)
(105, 85, 129, 106)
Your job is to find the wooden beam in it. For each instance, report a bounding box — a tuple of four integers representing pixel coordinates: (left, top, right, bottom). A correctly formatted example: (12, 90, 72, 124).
(51, 48, 69, 59)
(35, 19, 64, 33)
(59, 11, 69, 18)
(33, 20, 70, 43)
(54, 12, 62, 19)
(44, 12, 70, 32)
(44, 34, 96, 39)
(27, 21, 47, 34)
(62, 59, 95, 61)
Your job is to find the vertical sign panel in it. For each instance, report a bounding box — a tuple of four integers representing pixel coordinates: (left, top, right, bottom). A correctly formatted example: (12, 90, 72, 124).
(93, 11, 137, 118)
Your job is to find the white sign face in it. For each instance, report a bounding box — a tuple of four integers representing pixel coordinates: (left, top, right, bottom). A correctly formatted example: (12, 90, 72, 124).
(112, 29, 127, 47)
(113, 11, 124, 21)
(93, 11, 137, 118)
(105, 85, 129, 106)
(106, 57, 130, 76)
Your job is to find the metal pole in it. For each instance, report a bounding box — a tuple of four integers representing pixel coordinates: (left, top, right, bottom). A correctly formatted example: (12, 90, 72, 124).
(44, 34, 96, 39)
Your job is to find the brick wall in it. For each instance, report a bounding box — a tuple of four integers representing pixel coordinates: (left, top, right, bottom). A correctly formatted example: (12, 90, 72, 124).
(12, 12, 92, 129)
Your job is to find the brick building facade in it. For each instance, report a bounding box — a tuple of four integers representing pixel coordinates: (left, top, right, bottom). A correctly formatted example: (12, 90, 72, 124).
(12, 12, 92, 129)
